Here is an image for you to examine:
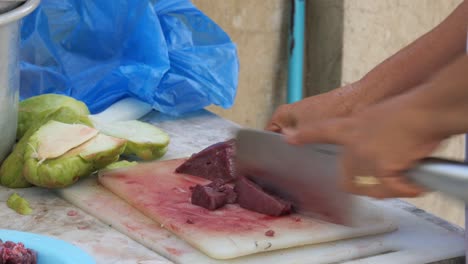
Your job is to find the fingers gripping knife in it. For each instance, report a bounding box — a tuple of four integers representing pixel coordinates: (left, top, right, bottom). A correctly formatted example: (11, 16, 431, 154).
(235, 129, 468, 225)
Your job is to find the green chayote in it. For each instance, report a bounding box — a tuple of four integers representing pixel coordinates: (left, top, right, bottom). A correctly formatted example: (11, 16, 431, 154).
(17, 94, 90, 139)
(94, 120, 170, 160)
(0, 107, 91, 188)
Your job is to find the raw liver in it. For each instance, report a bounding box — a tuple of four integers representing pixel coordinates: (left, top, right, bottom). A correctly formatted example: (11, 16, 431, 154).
(235, 177, 291, 216)
(175, 140, 236, 182)
(191, 180, 237, 210)
(179, 140, 292, 216)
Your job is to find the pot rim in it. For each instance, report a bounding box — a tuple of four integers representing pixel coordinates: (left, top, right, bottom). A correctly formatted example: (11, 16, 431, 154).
(0, 0, 40, 26)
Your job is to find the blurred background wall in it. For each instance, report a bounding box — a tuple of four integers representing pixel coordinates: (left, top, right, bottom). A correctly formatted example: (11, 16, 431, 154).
(192, 0, 465, 226)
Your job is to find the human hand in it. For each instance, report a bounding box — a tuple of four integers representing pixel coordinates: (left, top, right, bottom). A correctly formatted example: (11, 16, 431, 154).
(286, 95, 443, 198)
(265, 84, 360, 136)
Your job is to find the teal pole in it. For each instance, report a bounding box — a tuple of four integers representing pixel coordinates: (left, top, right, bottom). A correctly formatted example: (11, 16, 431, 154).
(287, 0, 305, 104)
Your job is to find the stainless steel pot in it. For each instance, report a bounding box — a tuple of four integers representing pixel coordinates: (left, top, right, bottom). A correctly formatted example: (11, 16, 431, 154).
(0, 0, 40, 163)
(0, 1, 23, 14)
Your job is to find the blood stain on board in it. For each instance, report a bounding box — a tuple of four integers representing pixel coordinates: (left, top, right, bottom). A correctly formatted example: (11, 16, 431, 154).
(67, 210, 78, 216)
(99, 159, 314, 236)
(265, 230, 275, 237)
(126, 180, 138, 185)
(292, 216, 302, 222)
(165, 247, 183, 256)
(123, 222, 142, 232)
(169, 223, 180, 232)
(260, 215, 281, 221)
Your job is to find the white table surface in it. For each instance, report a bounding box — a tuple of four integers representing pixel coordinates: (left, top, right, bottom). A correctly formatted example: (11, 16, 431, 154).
(0, 110, 464, 264)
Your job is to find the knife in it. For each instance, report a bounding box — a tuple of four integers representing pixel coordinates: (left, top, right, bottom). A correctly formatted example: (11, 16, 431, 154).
(235, 128, 468, 225)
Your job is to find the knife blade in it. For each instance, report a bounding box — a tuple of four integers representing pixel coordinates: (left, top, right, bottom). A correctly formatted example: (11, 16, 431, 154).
(235, 129, 354, 225)
(235, 129, 468, 225)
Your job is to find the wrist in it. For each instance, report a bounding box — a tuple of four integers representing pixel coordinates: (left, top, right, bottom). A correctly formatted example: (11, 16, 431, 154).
(349, 72, 422, 115)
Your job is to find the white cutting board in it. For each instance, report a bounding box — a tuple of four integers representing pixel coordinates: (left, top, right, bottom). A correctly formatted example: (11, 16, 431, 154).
(96, 158, 396, 260)
(57, 175, 465, 264)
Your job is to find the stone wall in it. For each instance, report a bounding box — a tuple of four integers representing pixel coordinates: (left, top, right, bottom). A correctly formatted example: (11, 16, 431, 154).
(192, 0, 289, 129)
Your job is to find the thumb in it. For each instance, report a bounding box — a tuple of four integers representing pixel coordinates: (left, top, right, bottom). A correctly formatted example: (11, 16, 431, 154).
(286, 118, 351, 145)
(265, 104, 295, 133)
(265, 123, 282, 133)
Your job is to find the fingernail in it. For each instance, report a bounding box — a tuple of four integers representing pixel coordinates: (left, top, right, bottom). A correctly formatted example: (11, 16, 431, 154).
(266, 124, 281, 132)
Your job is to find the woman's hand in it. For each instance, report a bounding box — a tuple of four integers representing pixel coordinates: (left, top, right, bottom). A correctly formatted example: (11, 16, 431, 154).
(265, 84, 361, 135)
(286, 94, 443, 198)
(265, 83, 435, 198)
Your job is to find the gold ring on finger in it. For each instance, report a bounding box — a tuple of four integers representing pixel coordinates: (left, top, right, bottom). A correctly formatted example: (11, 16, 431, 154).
(353, 175, 381, 187)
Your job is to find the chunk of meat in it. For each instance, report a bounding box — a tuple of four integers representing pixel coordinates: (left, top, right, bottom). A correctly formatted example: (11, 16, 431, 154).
(223, 185, 237, 204)
(235, 177, 292, 216)
(182, 140, 294, 216)
(265, 230, 275, 237)
(0, 240, 37, 264)
(191, 179, 237, 210)
(191, 185, 227, 210)
(207, 179, 237, 204)
(175, 140, 236, 182)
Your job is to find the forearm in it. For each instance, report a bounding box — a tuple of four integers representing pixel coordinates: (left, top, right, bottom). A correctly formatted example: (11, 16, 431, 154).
(399, 54, 468, 139)
(347, 1, 468, 109)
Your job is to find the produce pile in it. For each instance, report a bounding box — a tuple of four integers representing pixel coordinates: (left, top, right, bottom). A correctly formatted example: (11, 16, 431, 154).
(0, 94, 170, 191)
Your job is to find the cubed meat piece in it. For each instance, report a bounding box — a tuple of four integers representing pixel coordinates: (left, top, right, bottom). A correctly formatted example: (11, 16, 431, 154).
(191, 179, 237, 210)
(206, 179, 237, 204)
(191, 184, 227, 210)
(223, 186, 238, 204)
(235, 177, 292, 216)
(175, 140, 236, 182)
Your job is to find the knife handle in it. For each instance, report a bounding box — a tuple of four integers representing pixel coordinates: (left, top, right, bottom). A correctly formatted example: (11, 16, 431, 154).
(406, 157, 468, 202)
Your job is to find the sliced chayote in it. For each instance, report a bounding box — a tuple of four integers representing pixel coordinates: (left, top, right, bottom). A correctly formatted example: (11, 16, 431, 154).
(93, 120, 169, 160)
(23, 121, 126, 188)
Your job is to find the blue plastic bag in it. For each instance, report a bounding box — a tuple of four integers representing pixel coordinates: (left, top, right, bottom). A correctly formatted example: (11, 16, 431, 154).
(20, 0, 239, 115)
